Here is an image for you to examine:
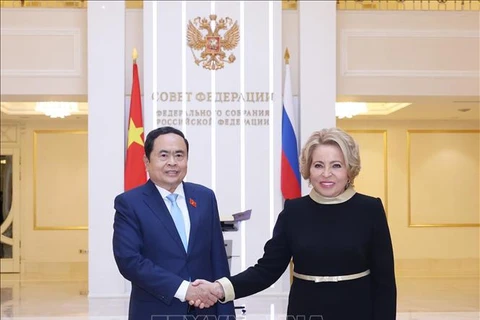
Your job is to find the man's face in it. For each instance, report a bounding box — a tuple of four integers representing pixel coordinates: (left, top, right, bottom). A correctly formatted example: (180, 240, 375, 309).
(144, 133, 188, 193)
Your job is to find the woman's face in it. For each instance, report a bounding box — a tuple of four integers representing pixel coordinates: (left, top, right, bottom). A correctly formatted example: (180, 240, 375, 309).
(309, 144, 349, 198)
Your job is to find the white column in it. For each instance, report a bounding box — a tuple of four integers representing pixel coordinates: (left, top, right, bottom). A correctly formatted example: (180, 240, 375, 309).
(142, 1, 155, 135)
(299, 1, 337, 195)
(88, 1, 127, 297)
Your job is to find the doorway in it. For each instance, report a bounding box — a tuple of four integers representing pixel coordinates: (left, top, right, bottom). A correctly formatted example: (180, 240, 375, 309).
(1, 148, 20, 273)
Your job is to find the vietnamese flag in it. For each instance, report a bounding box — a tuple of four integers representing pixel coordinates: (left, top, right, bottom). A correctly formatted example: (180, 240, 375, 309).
(125, 48, 146, 191)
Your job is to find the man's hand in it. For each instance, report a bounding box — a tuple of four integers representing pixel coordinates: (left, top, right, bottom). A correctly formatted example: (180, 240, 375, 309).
(188, 279, 225, 308)
(185, 280, 218, 309)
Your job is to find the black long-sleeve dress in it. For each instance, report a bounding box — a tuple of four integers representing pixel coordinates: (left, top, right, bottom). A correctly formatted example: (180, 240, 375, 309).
(229, 189, 397, 320)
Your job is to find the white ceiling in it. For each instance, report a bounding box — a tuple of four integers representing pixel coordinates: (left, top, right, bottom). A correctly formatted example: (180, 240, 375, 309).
(337, 96, 479, 121)
(1, 102, 88, 120)
(1, 97, 479, 121)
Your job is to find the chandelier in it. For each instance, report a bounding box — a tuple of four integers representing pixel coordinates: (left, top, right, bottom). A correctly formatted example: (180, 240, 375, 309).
(335, 102, 368, 119)
(35, 102, 79, 118)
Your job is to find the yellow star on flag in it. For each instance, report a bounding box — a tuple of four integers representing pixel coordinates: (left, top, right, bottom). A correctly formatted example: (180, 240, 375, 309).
(127, 118, 144, 148)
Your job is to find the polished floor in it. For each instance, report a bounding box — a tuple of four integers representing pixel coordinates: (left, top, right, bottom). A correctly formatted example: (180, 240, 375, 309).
(1, 275, 479, 320)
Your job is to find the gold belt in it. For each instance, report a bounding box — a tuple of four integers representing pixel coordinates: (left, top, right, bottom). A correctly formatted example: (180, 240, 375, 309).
(293, 269, 370, 283)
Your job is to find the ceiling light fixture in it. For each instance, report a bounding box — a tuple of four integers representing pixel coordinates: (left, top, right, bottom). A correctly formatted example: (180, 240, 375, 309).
(335, 102, 368, 119)
(35, 102, 79, 118)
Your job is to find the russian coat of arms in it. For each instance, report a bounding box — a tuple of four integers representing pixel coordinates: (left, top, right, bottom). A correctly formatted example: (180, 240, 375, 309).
(187, 15, 240, 71)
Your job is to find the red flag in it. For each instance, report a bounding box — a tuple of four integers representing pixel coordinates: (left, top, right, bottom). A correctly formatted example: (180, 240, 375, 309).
(125, 60, 147, 191)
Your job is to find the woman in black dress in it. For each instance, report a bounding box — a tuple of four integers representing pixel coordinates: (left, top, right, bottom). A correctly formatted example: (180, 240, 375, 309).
(193, 128, 397, 320)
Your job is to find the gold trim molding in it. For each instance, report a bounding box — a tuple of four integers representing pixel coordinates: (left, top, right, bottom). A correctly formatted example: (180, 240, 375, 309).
(1, 0, 297, 10)
(283, 0, 297, 10)
(2, 0, 478, 11)
(337, 0, 479, 11)
(1, 0, 86, 8)
(407, 130, 480, 228)
(33, 130, 88, 231)
(0, 0, 141, 8)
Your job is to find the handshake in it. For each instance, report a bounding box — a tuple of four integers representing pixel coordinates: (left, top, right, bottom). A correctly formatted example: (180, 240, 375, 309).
(186, 279, 226, 309)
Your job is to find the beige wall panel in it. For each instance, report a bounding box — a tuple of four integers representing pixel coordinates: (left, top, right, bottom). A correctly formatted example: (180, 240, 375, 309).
(408, 130, 480, 226)
(337, 11, 480, 97)
(344, 32, 478, 77)
(34, 130, 88, 230)
(2, 10, 478, 99)
(1, 28, 80, 76)
(347, 130, 387, 211)
(338, 120, 479, 262)
(10, 119, 89, 266)
(282, 10, 480, 97)
(0, 9, 87, 98)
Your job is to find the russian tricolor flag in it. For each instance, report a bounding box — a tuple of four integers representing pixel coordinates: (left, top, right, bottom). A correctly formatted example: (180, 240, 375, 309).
(281, 59, 301, 199)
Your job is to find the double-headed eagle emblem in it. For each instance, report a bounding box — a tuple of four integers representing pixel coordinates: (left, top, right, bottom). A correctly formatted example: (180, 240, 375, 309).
(187, 15, 240, 71)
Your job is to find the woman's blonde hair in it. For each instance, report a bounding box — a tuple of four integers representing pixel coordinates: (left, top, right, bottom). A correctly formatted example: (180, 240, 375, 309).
(299, 128, 361, 185)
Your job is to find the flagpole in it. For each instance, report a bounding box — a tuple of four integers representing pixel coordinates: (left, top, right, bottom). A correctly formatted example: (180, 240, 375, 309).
(283, 47, 295, 285)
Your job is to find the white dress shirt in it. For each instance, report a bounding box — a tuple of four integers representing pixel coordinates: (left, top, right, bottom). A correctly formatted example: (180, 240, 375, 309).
(155, 183, 191, 302)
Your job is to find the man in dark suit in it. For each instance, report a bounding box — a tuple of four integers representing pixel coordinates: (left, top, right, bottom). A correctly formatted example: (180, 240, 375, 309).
(113, 126, 235, 319)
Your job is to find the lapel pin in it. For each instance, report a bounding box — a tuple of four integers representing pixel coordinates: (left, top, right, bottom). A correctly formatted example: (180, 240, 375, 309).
(189, 198, 197, 208)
